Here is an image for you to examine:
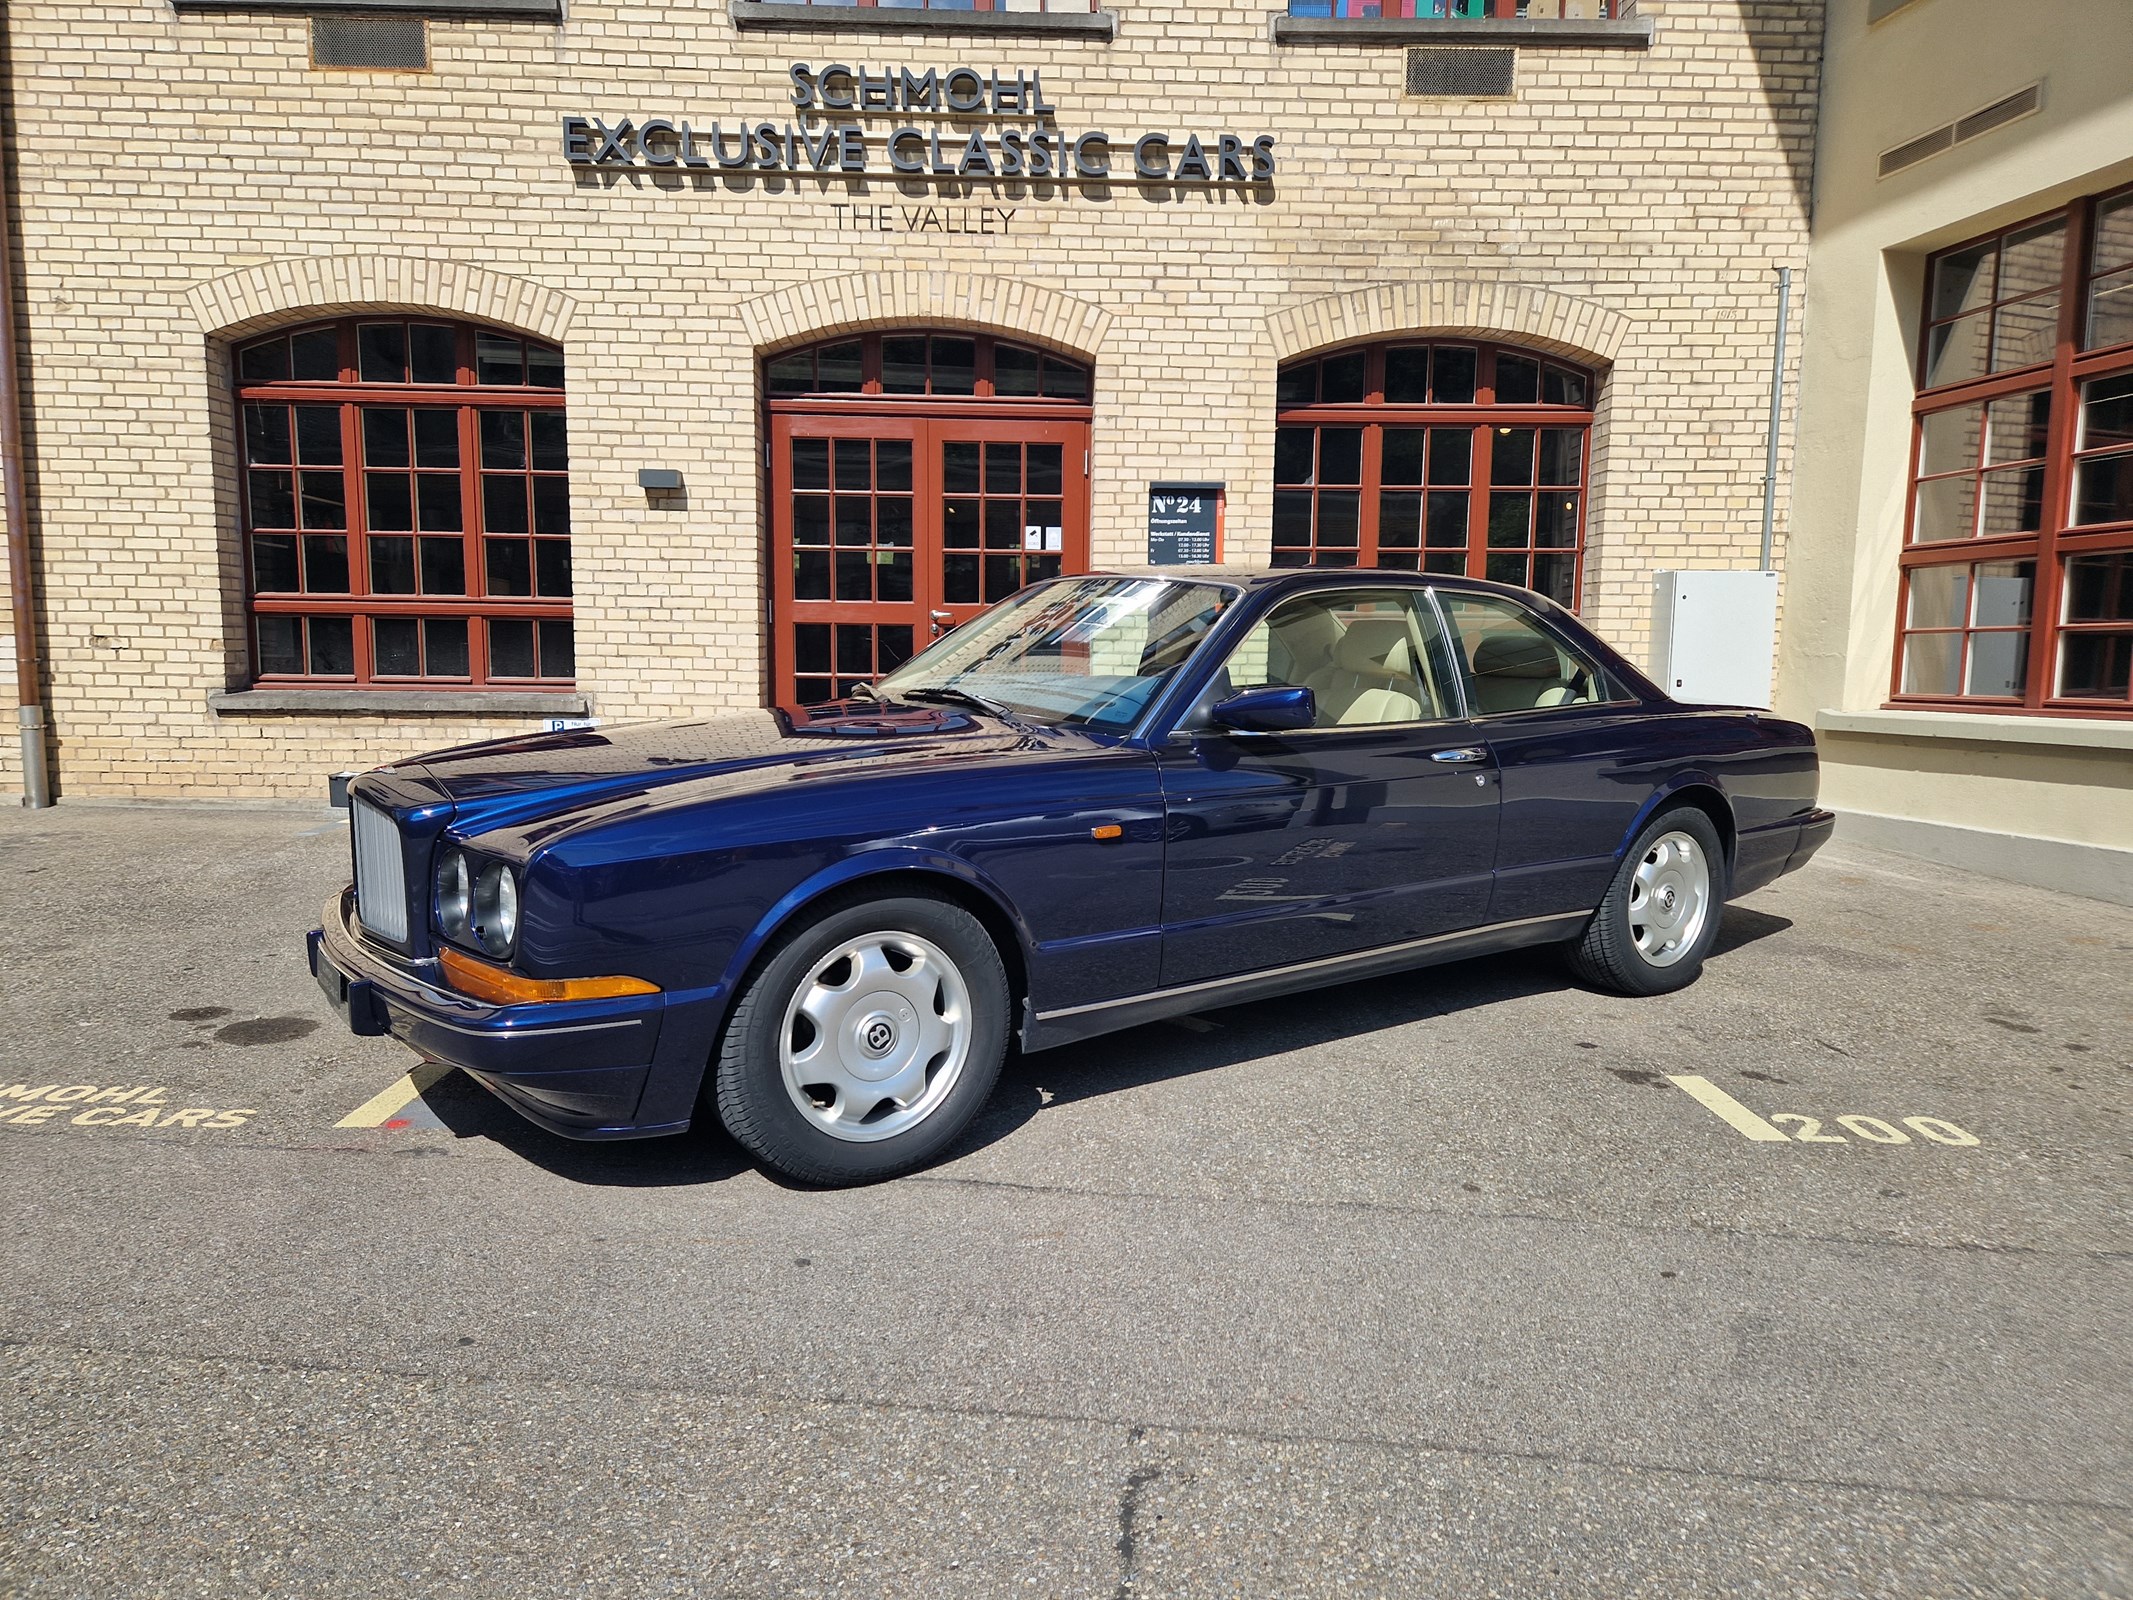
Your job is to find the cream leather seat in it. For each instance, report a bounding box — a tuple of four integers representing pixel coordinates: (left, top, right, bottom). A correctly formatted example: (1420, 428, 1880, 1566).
(1307, 618, 1426, 725)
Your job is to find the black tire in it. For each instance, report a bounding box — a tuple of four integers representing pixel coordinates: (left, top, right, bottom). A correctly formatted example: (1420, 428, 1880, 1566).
(713, 892, 1010, 1186)
(1564, 806, 1727, 996)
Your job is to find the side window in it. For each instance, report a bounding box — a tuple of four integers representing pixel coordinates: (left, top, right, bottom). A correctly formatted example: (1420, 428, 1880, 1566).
(1214, 589, 1458, 728)
(1435, 592, 1609, 715)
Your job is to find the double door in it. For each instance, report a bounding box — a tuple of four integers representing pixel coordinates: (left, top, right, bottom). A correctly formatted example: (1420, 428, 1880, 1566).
(770, 412, 1090, 706)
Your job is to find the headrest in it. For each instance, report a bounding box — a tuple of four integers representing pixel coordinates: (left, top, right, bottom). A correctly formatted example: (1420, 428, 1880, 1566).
(1472, 631, 1561, 679)
(1332, 617, 1414, 675)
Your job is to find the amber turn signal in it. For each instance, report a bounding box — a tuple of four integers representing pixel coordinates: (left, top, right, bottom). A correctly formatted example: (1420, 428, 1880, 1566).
(1090, 823, 1124, 841)
(439, 945, 660, 1006)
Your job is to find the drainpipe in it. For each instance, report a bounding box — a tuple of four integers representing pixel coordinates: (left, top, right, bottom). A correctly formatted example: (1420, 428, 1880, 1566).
(1760, 266, 1792, 573)
(0, 79, 49, 807)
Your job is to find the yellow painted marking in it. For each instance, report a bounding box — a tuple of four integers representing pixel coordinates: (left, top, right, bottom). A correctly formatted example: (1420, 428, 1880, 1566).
(335, 1060, 453, 1129)
(1666, 1074, 1792, 1142)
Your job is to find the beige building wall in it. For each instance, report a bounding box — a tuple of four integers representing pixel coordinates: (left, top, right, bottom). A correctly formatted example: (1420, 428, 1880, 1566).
(0, 0, 1818, 802)
(1777, 0, 2133, 902)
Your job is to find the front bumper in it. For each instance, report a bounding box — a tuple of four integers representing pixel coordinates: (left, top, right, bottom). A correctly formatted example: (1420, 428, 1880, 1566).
(308, 889, 680, 1139)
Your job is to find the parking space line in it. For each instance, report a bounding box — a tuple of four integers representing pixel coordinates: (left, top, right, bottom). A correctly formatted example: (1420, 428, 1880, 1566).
(335, 1061, 454, 1129)
(1666, 1074, 1792, 1142)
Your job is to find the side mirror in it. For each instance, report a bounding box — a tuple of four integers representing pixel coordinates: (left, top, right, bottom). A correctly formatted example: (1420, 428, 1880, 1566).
(1211, 684, 1316, 733)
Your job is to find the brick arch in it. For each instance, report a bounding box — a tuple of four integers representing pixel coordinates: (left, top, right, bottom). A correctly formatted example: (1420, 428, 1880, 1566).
(740, 270, 1112, 361)
(1266, 280, 1632, 368)
(183, 254, 579, 344)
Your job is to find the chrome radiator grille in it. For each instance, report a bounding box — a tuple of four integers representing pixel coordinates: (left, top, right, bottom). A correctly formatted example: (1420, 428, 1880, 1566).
(350, 799, 411, 943)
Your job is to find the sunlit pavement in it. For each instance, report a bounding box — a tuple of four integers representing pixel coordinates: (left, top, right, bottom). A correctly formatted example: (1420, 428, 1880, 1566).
(1, 801, 2127, 1598)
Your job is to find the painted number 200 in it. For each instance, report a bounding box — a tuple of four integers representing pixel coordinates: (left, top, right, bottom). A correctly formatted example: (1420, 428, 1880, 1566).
(1769, 1114, 1980, 1147)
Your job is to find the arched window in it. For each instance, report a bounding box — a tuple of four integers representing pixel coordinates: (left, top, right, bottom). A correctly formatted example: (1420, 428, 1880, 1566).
(1273, 340, 1596, 607)
(234, 317, 572, 688)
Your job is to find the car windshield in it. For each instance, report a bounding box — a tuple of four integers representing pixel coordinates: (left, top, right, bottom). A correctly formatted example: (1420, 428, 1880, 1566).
(877, 576, 1238, 731)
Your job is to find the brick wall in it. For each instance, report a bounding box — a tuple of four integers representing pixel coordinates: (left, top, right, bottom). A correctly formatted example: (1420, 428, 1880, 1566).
(0, 0, 1821, 799)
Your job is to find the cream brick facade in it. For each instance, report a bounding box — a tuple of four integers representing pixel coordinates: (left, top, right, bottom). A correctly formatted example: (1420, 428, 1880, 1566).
(0, 0, 1820, 800)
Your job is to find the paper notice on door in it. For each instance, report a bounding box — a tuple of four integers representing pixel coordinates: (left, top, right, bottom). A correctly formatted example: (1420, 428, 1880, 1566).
(1024, 526, 1045, 550)
(1044, 527, 1063, 552)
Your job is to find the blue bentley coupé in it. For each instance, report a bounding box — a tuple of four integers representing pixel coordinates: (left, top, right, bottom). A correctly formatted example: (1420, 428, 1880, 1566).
(310, 568, 1833, 1184)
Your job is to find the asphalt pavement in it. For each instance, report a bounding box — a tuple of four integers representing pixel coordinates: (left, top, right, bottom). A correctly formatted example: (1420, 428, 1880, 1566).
(0, 801, 2127, 1598)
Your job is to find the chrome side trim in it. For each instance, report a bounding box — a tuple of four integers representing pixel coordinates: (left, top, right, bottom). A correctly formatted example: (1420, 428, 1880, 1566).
(416, 1015, 646, 1039)
(1034, 910, 1588, 1023)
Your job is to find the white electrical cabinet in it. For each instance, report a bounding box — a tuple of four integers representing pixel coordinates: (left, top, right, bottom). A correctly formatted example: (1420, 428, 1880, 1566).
(1649, 569, 1779, 708)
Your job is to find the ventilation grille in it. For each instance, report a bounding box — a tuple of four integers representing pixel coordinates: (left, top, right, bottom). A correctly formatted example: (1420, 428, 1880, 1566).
(1406, 47, 1516, 99)
(311, 15, 428, 71)
(1878, 84, 2040, 178)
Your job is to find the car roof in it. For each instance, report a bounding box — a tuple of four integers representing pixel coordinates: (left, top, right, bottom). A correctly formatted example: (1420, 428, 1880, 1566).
(1089, 565, 1557, 604)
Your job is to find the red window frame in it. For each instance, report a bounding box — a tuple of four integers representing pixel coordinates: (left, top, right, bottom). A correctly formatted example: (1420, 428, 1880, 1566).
(234, 316, 573, 690)
(1895, 181, 2133, 717)
(1272, 340, 1597, 610)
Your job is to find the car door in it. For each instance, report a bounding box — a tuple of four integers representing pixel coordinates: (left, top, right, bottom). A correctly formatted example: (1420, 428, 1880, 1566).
(1431, 589, 1654, 922)
(1154, 585, 1502, 989)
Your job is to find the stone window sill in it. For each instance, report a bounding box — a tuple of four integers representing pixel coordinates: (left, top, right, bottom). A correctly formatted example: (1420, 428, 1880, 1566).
(1816, 708, 2133, 753)
(174, 0, 560, 15)
(731, 3, 1118, 38)
(210, 689, 590, 717)
(1273, 16, 1653, 46)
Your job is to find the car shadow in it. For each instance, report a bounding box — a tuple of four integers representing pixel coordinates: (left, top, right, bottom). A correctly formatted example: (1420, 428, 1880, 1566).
(425, 902, 1794, 1189)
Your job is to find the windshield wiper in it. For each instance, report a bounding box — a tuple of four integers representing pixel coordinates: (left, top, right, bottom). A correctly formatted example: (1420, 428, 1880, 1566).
(897, 685, 1016, 718)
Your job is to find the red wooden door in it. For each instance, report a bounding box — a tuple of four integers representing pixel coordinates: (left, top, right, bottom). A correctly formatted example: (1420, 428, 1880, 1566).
(770, 412, 1090, 706)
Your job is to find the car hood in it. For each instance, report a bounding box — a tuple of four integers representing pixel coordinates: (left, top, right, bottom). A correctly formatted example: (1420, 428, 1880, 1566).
(372, 702, 1084, 835)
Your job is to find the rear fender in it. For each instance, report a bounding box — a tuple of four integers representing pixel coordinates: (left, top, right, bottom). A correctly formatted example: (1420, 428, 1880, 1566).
(1617, 773, 1736, 873)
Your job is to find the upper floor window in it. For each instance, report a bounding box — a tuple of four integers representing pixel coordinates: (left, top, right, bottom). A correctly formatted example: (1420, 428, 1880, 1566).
(1272, 340, 1596, 608)
(235, 318, 573, 690)
(1284, 1, 1634, 16)
(1897, 182, 2133, 714)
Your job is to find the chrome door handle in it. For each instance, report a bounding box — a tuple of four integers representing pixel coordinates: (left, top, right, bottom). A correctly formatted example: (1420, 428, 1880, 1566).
(1429, 747, 1488, 763)
(929, 610, 954, 621)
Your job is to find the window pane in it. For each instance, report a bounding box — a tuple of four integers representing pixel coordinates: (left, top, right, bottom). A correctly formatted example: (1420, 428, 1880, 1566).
(1425, 492, 1468, 548)
(1316, 490, 1360, 547)
(1985, 391, 2050, 465)
(474, 334, 524, 386)
(1907, 564, 1969, 630)
(1040, 356, 1089, 399)
(1966, 631, 2027, 697)
(417, 474, 463, 532)
(1433, 346, 1477, 404)
(794, 622, 831, 675)
(295, 405, 342, 465)
(538, 619, 575, 677)
(931, 338, 976, 395)
(303, 535, 349, 592)
(2078, 372, 2133, 451)
(2086, 264, 2133, 352)
(483, 475, 529, 534)
(1275, 360, 1316, 410)
(1319, 350, 1366, 404)
(529, 412, 568, 472)
(410, 324, 458, 385)
(1991, 295, 2059, 372)
(2058, 633, 2133, 699)
(984, 554, 1021, 601)
(1023, 443, 1059, 496)
(426, 618, 469, 677)
(1487, 493, 1532, 548)
(290, 328, 339, 382)
(994, 345, 1041, 397)
(1491, 427, 1535, 487)
(1274, 427, 1315, 485)
(255, 614, 301, 675)
(480, 411, 526, 471)
(1429, 428, 1472, 486)
(299, 472, 345, 530)
(877, 496, 913, 547)
(837, 550, 872, 601)
(244, 404, 291, 465)
(525, 343, 565, 390)
(358, 324, 406, 384)
(881, 336, 927, 393)
(1272, 491, 1314, 550)
(373, 617, 420, 676)
(833, 438, 872, 492)
(1494, 353, 1540, 404)
(1542, 365, 1588, 407)
(942, 498, 980, 548)
(535, 539, 572, 597)
(1381, 428, 1425, 487)
(942, 552, 980, 603)
(1378, 491, 1421, 548)
(413, 410, 460, 468)
(251, 533, 298, 593)
(369, 535, 415, 594)
(1384, 347, 1429, 404)
(366, 473, 413, 532)
(363, 408, 409, 468)
(1924, 312, 1989, 388)
(308, 615, 354, 676)
(2073, 451, 2133, 527)
(1534, 493, 1579, 548)
(1978, 465, 2043, 536)
(2063, 551, 2133, 621)
(791, 437, 830, 491)
(1970, 560, 2033, 627)
(532, 476, 569, 535)
(420, 537, 465, 594)
(489, 619, 536, 677)
(1931, 240, 1996, 321)
(1912, 474, 1977, 542)
(791, 495, 830, 546)
(1318, 428, 1363, 485)
(768, 352, 813, 396)
(248, 470, 295, 529)
(817, 341, 863, 393)
(1538, 428, 1583, 485)
(985, 442, 1021, 495)
(794, 549, 830, 600)
(486, 538, 531, 595)
(842, 498, 878, 547)
(1918, 403, 1983, 477)
(2093, 189, 2133, 273)
(239, 338, 289, 385)
(1901, 630, 1962, 695)
(1532, 553, 1577, 607)
(943, 441, 980, 494)
(1998, 219, 2064, 300)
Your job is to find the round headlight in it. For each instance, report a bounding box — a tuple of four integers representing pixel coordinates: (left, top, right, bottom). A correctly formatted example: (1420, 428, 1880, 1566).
(435, 850, 472, 941)
(473, 862, 519, 959)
